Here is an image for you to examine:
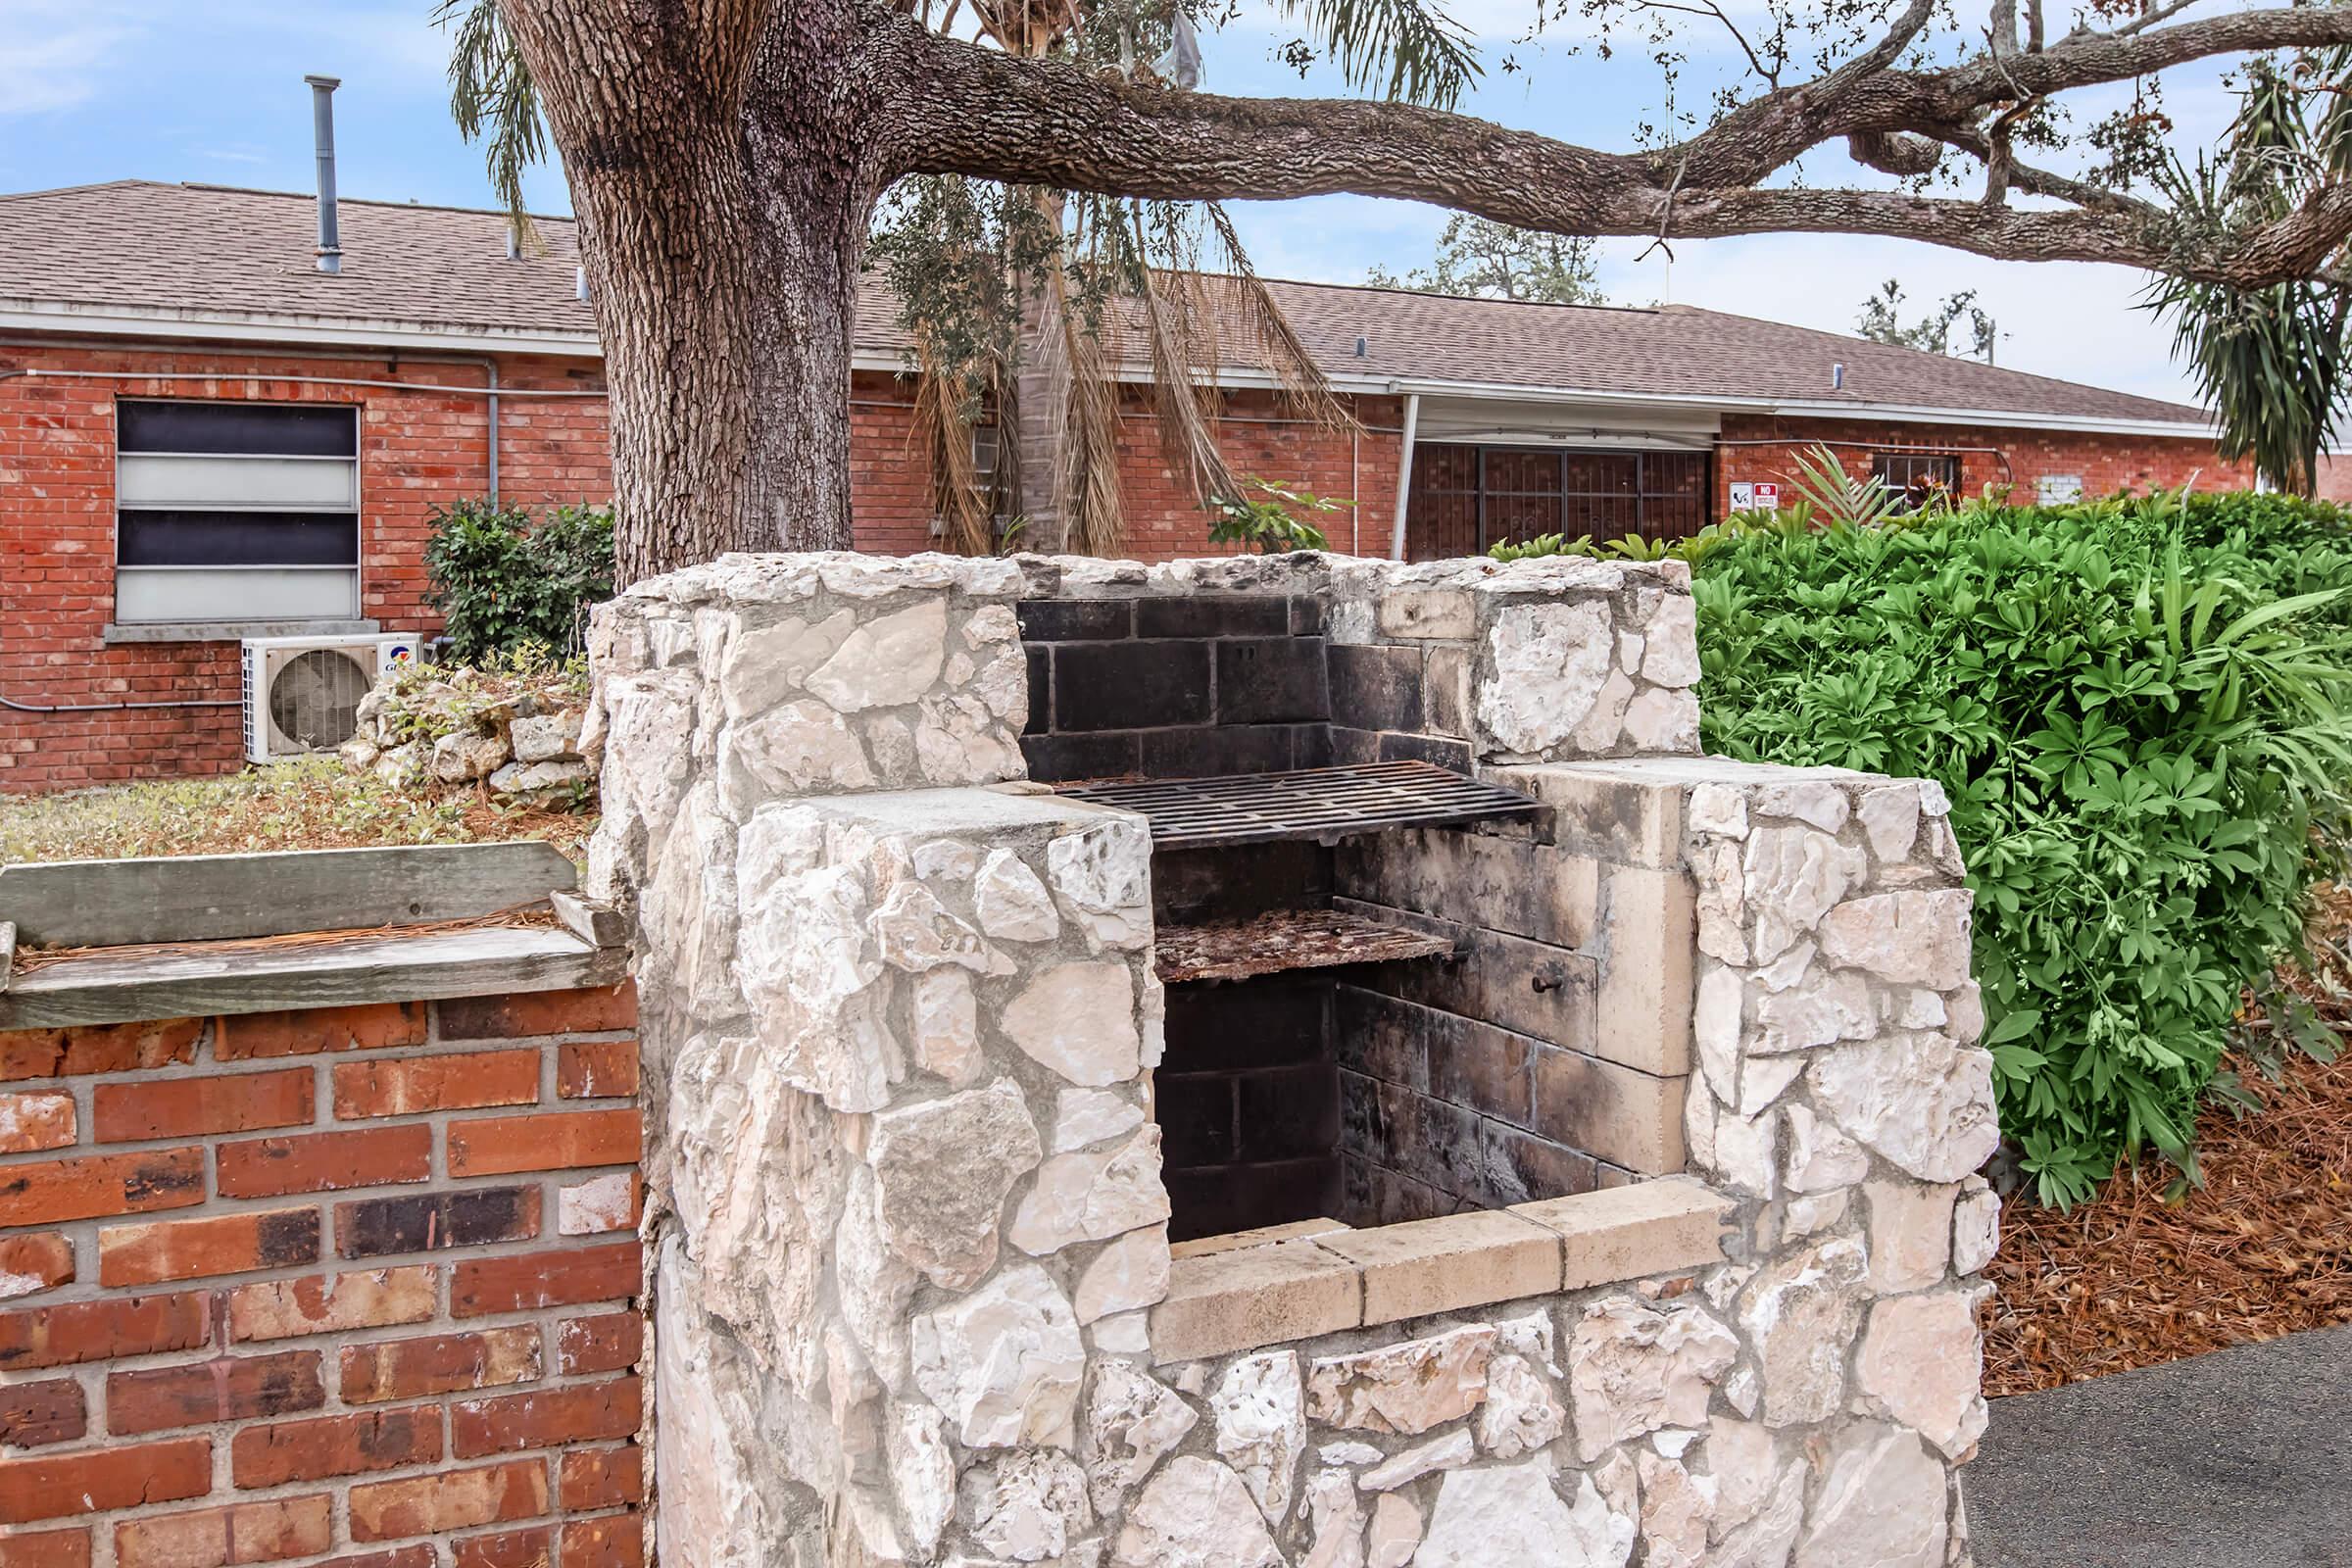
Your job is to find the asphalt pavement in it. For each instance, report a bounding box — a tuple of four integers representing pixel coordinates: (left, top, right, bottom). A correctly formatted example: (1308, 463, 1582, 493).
(1967, 1325, 2352, 1567)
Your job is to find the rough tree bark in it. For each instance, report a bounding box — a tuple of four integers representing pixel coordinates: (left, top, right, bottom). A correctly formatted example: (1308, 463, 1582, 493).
(492, 0, 2352, 580)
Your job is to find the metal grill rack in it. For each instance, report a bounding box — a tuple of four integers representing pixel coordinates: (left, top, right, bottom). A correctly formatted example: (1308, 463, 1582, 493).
(1154, 907, 1456, 984)
(1055, 760, 1541, 850)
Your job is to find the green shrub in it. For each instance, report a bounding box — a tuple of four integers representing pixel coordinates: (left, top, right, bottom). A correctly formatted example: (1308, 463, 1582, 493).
(1206, 477, 1347, 554)
(424, 500, 615, 662)
(1691, 492, 2352, 1202)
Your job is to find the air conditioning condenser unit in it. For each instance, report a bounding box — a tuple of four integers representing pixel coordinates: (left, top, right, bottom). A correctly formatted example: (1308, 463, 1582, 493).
(241, 634, 419, 763)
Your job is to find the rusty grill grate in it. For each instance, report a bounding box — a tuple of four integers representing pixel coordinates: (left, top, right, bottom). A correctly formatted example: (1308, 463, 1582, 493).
(1055, 760, 1541, 850)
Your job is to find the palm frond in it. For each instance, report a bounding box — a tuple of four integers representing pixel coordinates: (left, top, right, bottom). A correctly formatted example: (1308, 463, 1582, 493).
(1274, 0, 1482, 109)
(434, 0, 548, 245)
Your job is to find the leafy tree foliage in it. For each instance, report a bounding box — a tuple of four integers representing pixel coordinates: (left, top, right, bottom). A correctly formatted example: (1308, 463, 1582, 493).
(1366, 215, 1607, 304)
(437, 0, 2352, 575)
(1854, 280, 1996, 363)
(1692, 493, 2352, 1202)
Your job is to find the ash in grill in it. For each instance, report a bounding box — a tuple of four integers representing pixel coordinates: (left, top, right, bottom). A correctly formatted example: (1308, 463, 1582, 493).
(1018, 580, 1684, 1243)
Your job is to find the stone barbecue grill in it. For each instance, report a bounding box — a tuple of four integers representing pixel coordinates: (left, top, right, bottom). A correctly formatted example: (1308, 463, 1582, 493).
(587, 549, 2003, 1568)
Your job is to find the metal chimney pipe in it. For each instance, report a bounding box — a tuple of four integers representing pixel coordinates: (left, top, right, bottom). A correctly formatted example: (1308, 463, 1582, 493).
(304, 74, 343, 274)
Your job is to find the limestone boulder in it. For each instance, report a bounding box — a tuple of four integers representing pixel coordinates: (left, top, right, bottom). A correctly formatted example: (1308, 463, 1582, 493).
(912, 968, 983, 1087)
(1743, 826, 1857, 964)
(1739, 1237, 1867, 1427)
(976, 850, 1061, 943)
(1413, 1463, 1634, 1568)
(1300, 1467, 1367, 1568)
(805, 598, 949, 711)
(431, 728, 510, 783)
(1366, 1492, 1422, 1568)
(1074, 1226, 1171, 1324)
(1855, 1290, 1987, 1458)
(1111, 1456, 1283, 1568)
(1052, 1088, 1147, 1153)
(1359, 1430, 1473, 1491)
(885, 1402, 956, 1559)
(1303, 1324, 1494, 1436)
(1864, 1180, 1956, 1294)
(964, 1449, 1094, 1563)
(1816, 890, 1973, 990)
(1085, 1360, 1199, 1513)
(1210, 1349, 1307, 1522)
(1793, 1424, 1948, 1568)
(720, 699, 876, 804)
(511, 708, 585, 762)
(1952, 1182, 2001, 1276)
(1479, 599, 1617, 756)
(1474, 1352, 1566, 1459)
(1048, 822, 1153, 951)
(865, 1079, 1043, 1289)
(910, 1264, 1086, 1448)
(1636, 1450, 1711, 1568)
(719, 608, 855, 717)
(1807, 1031, 2001, 1183)
(1566, 1298, 1739, 1461)
(1003, 962, 1142, 1087)
(1007, 1127, 1171, 1256)
(869, 878, 999, 974)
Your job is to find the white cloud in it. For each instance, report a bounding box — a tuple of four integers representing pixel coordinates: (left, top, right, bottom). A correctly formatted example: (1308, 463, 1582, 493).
(0, 4, 139, 116)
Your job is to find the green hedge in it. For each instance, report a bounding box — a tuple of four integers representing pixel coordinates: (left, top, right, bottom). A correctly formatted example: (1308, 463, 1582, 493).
(1690, 494, 2352, 1202)
(424, 500, 615, 663)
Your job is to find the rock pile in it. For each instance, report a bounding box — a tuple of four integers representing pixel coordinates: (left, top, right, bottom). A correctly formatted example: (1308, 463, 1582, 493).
(337, 663, 600, 807)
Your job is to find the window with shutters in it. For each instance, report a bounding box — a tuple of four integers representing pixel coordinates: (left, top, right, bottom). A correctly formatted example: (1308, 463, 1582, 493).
(113, 399, 362, 624)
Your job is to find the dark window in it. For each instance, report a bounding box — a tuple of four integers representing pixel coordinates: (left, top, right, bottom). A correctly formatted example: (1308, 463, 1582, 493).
(1870, 451, 1963, 509)
(114, 400, 363, 624)
(119, 399, 359, 458)
(1403, 444, 1713, 561)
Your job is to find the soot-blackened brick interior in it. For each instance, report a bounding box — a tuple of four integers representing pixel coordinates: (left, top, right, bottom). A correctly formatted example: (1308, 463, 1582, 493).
(1023, 591, 1631, 1243)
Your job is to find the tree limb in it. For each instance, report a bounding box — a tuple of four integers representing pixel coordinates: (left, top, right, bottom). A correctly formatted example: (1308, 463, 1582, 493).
(882, 13, 2352, 289)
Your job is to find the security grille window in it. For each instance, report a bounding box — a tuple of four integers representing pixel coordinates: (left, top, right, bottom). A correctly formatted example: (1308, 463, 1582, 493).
(1404, 444, 1713, 560)
(114, 399, 361, 624)
(1870, 451, 1964, 508)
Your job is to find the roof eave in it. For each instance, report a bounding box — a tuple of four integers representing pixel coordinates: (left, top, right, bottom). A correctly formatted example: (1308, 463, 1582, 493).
(1377, 375, 2217, 440)
(0, 298, 2219, 441)
(0, 299, 603, 359)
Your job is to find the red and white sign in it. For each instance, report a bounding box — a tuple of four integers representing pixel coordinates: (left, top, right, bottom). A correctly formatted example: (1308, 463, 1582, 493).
(1751, 482, 1780, 511)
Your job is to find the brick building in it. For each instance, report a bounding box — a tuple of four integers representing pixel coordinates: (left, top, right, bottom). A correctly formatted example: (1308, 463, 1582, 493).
(1, 179, 2241, 791)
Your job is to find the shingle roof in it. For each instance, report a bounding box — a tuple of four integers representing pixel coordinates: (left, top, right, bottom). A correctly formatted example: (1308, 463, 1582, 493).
(0, 180, 2209, 428)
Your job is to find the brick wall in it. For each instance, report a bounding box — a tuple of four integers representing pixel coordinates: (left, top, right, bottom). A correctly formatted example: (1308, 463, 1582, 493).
(0, 985, 646, 1568)
(1713, 412, 2250, 512)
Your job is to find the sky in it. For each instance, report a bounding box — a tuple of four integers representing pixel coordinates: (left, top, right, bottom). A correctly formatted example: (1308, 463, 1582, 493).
(0, 0, 2245, 409)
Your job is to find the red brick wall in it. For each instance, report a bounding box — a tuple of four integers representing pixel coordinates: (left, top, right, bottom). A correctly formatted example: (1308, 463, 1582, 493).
(0, 329, 2233, 792)
(0, 985, 645, 1568)
(0, 342, 612, 794)
(1110, 391, 1406, 560)
(1712, 413, 2247, 514)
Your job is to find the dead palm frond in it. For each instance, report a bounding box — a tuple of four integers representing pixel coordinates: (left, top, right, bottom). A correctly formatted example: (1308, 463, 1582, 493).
(909, 332, 996, 556)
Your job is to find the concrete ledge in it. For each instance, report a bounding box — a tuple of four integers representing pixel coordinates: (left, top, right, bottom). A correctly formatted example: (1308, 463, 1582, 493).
(101, 617, 383, 644)
(1148, 1176, 1736, 1364)
(1513, 1174, 1737, 1289)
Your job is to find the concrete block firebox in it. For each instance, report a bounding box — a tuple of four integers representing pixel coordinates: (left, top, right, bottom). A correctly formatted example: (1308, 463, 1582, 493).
(586, 550, 1999, 1568)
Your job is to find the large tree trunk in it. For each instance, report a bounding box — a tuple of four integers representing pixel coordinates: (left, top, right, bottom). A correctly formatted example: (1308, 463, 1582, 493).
(504, 0, 878, 582)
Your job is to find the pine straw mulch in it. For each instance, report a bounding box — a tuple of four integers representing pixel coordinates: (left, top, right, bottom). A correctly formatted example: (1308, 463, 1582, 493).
(1981, 882, 2352, 1396)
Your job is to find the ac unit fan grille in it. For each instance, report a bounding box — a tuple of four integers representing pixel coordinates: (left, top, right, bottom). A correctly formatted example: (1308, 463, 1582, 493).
(270, 648, 371, 751)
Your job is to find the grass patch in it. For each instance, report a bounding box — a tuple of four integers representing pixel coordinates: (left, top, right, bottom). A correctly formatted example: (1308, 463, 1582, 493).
(1, 756, 597, 866)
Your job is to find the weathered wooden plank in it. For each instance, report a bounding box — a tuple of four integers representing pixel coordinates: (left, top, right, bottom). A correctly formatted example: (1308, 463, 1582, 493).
(550, 890, 632, 950)
(0, 843, 579, 950)
(0, 925, 626, 1030)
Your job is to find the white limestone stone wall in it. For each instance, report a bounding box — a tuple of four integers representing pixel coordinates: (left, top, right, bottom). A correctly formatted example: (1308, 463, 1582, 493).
(588, 551, 1998, 1568)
